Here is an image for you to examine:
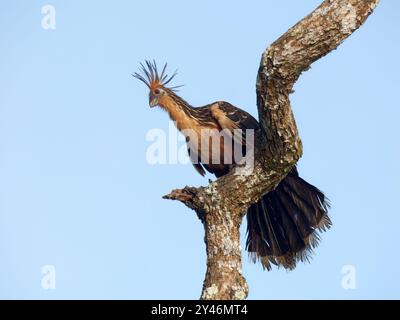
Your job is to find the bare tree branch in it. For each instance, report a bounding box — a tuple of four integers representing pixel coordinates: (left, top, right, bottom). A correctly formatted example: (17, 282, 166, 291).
(163, 0, 379, 300)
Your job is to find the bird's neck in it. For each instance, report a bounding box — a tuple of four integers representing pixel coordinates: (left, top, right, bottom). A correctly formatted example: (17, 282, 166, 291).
(160, 94, 199, 132)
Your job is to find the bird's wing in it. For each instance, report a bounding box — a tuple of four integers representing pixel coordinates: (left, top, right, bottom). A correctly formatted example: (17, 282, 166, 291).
(193, 162, 206, 176)
(209, 101, 260, 146)
(186, 102, 260, 177)
(210, 101, 260, 131)
(190, 150, 206, 176)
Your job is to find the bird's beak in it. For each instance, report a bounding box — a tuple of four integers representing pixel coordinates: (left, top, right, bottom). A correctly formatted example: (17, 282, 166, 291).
(149, 94, 159, 108)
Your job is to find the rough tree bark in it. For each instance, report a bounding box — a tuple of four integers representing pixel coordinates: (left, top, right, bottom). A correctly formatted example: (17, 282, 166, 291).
(163, 0, 379, 300)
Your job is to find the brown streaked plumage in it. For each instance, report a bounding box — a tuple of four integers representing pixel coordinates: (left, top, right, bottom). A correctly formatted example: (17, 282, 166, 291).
(134, 61, 331, 271)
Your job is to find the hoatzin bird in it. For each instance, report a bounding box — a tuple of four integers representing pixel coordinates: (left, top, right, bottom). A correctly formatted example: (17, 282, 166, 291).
(134, 61, 331, 270)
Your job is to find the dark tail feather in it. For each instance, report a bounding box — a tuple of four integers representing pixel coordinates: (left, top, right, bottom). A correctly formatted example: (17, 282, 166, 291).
(246, 167, 331, 271)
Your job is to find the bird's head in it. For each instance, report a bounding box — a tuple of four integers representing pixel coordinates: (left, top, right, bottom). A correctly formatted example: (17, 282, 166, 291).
(133, 60, 183, 108)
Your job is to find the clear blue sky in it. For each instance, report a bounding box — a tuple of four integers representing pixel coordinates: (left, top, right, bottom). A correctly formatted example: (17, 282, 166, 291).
(0, 0, 399, 299)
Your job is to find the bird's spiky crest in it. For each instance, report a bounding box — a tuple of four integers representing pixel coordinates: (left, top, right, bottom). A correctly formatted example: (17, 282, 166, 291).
(132, 60, 183, 91)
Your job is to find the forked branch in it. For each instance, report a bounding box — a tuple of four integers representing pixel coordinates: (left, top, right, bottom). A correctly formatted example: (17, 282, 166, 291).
(164, 0, 380, 300)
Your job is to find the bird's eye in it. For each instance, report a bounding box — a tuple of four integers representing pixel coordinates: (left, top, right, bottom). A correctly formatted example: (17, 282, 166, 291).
(154, 89, 160, 95)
